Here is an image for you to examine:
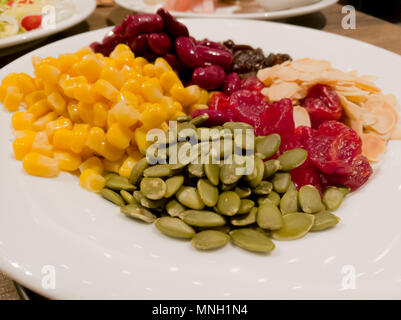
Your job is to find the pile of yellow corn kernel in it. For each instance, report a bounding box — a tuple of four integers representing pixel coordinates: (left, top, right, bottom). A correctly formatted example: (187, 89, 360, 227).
(0, 44, 209, 192)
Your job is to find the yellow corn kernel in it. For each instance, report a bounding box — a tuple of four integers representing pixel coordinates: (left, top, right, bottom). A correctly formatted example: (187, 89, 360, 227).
(13, 134, 35, 161)
(134, 127, 151, 154)
(103, 158, 122, 173)
(154, 58, 173, 78)
(25, 90, 46, 107)
(80, 146, 95, 161)
(77, 54, 103, 83)
(121, 91, 140, 108)
(198, 89, 209, 105)
(23, 152, 59, 177)
(133, 57, 148, 69)
(70, 124, 90, 154)
(1, 73, 19, 87)
(141, 103, 167, 129)
(97, 140, 125, 162)
(93, 102, 108, 128)
(119, 154, 141, 178)
(35, 63, 61, 84)
(100, 65, 125, 90)
(67, 101, 81, 123)
(106, 123, 133, 150)
(54, 151, 82, 171)
(85, 127, 105, 152)
(173, 110, 187, 119)
(160, 121, 169, 132)
(28, 99, 52, 119)
(33, 112, 57, 131)
(31, 131, 53, 156)
(47, 91, 66, 115)
(43, 82, 61, 97)
(12, 112, 35, 130)
(13, 129, 36, 139)
(57, 53, 79, 73)
(110, 45, 135, 68)
(79, 168, 105, 192)
(142, 63, 156, 77)
(108, 101, 140, 127)
(53, 128, 73, 151)
(0, 85, 7, 102)
(160, 70, 183, 93)
(73, 83, 97, 104)
(3, 86, 23, 112)
(189, 103, 208, 114)
(94, 79, 120, 102)
(120, 78, 142, 95)
(46, 117, 72, 139)
(34, 78, 44, 90)
(79, 156, 104, 174)
(75, 47, 93, 58)
(141, 78, 163, 103)
(171, 84, 201, 108)
(76, 102, 94, 125)
(16, 73, 37, 95)
(59, 74, 87, 98)
(159, 96, 177, 119)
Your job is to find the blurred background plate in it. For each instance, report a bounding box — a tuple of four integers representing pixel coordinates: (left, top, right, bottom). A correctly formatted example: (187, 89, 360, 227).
(115, 0, 338, 20)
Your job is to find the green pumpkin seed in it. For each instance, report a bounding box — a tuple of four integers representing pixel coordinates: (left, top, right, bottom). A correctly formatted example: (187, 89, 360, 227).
(120, 203, 156, 223)
(210, 139, 233, 159)
(140, 177, 166, 200)
(322, 187, 347, 211)
(181, 210, 226, 227)
(311, 211, 340, 231)
(280, 190, 299, 215)
(104, 173, 117, 182)
(191, 230, 230, 250)
(176, 186, 205, 210)
(234, 186, 252, 198)
(190, 114, 209, 126)
(231, 207, 257, 226)
(120, 190, 135, 204)
(204, 163, 220, 186)
(248, 156, 264, 188)
(255, 134, 281, 159)
(106, 175, 135, 191)
(220, 163, 242, 185)
(166, 199, 185, 217)
(272, 172, 291, 193)
(271, 212, 315, 240)
(256, 203, 283, 230)
(188, 163, 204, 178)
(134, 191, 166, 209)
(174, 115, 192, 122)
(155, 217, 195, 239)
(100, 188, 125, 206)
(233, 132, 254, 151)
(129, 157, 149, 185)
(143, 164, 172, 177)
(230, 228, 275, 253)
(267, 191, 281, 206)
(197, 179, 219, 207)
(299, 185, 325, 213)
(177, 122, 197, 139)
(223, 122, 253, 131)
(288, 181, 297, 191)
(278, 148, 308, 171)
(217, 191, 241, 216)
(238, 199, 255, 214)
(263, 159, 280, 179)
(221, 182, 238, 191)
(164, 175, 184, 198)
(253, 181, 273, 195)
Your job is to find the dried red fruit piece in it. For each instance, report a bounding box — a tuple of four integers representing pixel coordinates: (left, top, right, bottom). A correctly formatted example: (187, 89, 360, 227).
(290, 159, 323, 194)
(240, 77, 264, 92)
(190, 108, 234, 127)
(208, 92, 230, 111)
(302, 84, 343, 128)
(230, 90, 269, 127)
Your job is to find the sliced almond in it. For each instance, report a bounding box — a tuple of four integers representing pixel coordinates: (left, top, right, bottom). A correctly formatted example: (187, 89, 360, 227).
(390, 125, 401, 140)
(361, 133, 387, 162)
(367, 106, 397, 135)
(291, 58, 331, 74)
(365, 94, 385, 111)
(261, 82, 301, 102)
(293, 106, 311, 128)
(339, 95, 363, 120)
(275, 66, 300, 82)
(343, 118, 363, 136)
(355, 78, 380, 93)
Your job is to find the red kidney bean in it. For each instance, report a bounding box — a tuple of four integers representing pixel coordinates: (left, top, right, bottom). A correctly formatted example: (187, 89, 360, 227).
(192, 65, 226, 90)
(130, 34, 150, 56)
(197, 39, 231, 53)
(175, 37, 204, 69)
(125, 14, 164, 39)
(222, 72, 241, 95)
(164, 53, 188, 74)
(157, 8, 189, 39)
(197, 45, 233, 71)
(148, 33, 171, 56)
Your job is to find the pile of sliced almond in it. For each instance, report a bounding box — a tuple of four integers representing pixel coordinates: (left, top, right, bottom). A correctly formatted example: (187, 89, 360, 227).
(257, 58, 401, 163)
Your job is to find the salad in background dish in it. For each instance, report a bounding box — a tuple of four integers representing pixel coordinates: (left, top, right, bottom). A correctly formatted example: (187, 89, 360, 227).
(0, 0, 76, 39)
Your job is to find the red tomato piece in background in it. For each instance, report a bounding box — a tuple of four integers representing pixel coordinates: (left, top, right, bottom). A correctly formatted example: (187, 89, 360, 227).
(21, 15, 42, 31)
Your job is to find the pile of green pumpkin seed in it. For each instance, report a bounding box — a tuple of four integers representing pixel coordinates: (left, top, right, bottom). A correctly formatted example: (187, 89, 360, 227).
(99, 114, 349, 254)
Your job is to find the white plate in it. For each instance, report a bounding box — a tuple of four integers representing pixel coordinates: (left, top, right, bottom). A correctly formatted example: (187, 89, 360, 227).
(1, 20, 401, 300)
(0, 0, 96, 49)
(115, 0, 338, 20)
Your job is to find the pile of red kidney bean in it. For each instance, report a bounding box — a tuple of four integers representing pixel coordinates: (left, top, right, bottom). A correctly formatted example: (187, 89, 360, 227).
(90, 9, 291, 90)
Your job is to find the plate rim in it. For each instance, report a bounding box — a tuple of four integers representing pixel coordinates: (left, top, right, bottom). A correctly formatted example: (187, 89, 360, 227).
(115, 0, 338, 20)
(0, 19, 401, 300)
(0, 0, 96, 49)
